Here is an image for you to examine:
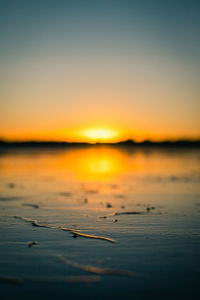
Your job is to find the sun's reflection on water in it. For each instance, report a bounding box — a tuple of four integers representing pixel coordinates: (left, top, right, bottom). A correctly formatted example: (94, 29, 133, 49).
(0, 146, 199, 190)
(58, 147, 130, 181)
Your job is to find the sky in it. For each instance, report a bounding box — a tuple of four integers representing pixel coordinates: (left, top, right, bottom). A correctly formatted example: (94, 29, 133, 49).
(0, 0, 200, 142)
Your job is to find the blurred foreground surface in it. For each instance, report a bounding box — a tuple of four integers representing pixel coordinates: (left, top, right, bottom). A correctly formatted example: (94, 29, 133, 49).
(0, 146, 200, 299)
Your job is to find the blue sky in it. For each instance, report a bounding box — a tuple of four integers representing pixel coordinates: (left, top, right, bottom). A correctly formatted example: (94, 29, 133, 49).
(0, 0, 200, 141)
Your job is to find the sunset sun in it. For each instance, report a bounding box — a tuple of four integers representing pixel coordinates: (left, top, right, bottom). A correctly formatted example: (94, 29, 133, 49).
(80, 128, 118, 143)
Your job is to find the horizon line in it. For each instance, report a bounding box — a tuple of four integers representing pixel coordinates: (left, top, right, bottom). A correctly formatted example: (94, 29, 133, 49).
(0, 138, 200, 147)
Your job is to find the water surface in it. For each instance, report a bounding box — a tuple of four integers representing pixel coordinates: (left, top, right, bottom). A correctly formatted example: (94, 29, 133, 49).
(0, 146, 200, 299)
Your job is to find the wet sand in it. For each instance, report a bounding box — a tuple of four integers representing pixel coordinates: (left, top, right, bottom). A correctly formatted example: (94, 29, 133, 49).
(0, 146, 200, 299)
